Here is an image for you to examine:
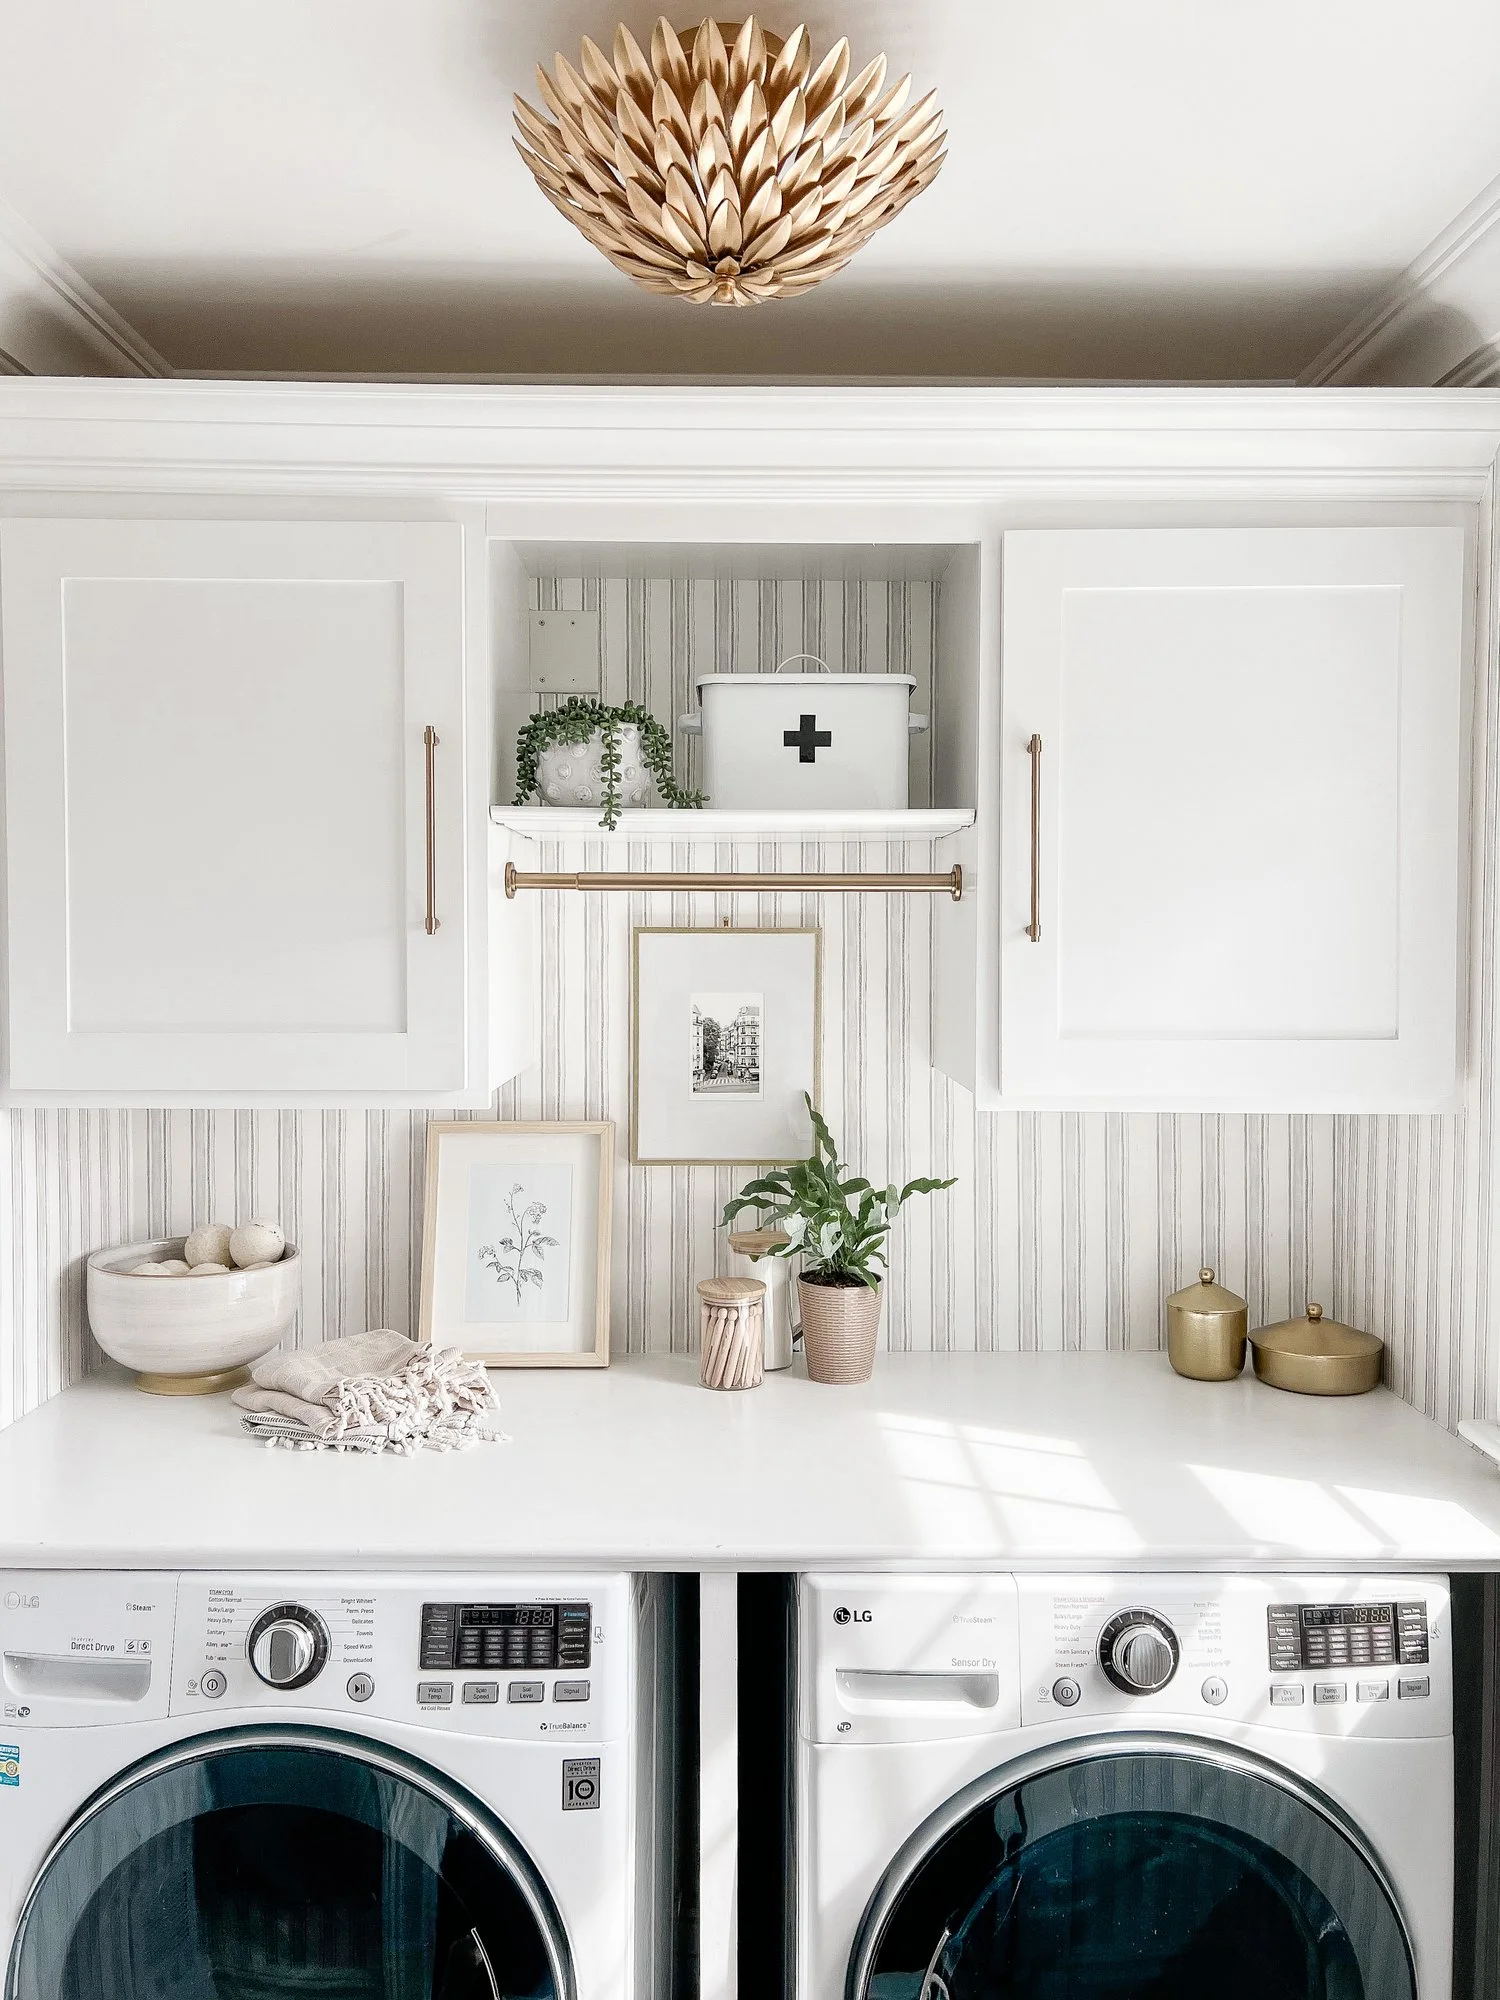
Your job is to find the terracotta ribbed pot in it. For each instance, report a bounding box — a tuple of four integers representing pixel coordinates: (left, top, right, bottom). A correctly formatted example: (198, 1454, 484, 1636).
(798, 1277, 881, 1384)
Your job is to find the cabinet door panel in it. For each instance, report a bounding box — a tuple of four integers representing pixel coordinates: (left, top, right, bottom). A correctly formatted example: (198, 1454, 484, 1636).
(2, 519, 466, 1094)
(1000, 527, 1464, 1109)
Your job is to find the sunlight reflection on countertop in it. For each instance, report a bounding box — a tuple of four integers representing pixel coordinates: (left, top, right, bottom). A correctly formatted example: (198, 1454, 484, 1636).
(2, 1351, 1500, 1569)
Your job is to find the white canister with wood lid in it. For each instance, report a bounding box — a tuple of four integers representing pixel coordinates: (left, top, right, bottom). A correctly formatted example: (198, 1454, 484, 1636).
(727, 1227, 795, 1369)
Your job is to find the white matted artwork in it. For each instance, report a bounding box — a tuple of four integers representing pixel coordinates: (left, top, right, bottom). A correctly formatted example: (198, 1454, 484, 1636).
(420, 1120, 612, 1366)
(632, 927, 821, 1165)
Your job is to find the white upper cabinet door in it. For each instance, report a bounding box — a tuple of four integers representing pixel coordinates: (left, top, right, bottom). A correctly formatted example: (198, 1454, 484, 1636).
(999, 527, 1466, 1110)
(1, 518, 467, 1095)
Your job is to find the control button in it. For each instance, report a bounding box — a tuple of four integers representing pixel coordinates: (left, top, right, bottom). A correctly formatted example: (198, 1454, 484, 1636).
(1398, 1677, 1431, 1700)
(199, 1669, 227, 1700)
(346, 1674, 375, 1703)
(1270, 1683, 1305, 1706)
(1313, 1682, 1348, 1704)
(417, 1681, 454, 1707)
(1357, 1680, 1390, 1703)
(463, 1680, 500, 1705)
(1098, 1609, 1180, 1695)
(508, 1680, 545, 1704)
(248, 1604, 330, 1691)
(554, 1679, 592, 1703)
(1051, 1677, 1081, 1707)
(1200, 1677, 1228, 1707)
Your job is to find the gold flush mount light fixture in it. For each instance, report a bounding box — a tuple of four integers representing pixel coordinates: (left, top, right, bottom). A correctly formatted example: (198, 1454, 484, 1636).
(513, 17, 946, 305)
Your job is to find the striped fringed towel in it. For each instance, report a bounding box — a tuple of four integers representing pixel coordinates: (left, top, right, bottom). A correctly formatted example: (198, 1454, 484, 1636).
(232, 1330, 507, 1455)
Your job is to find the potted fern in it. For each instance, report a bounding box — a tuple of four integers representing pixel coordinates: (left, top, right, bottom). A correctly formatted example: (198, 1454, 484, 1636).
(515, 697, 704, 831)
(721, 1095, 956, 1384)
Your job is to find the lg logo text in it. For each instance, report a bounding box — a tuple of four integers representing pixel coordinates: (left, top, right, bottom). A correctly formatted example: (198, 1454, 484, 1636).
(833, 1606, 872, 1625)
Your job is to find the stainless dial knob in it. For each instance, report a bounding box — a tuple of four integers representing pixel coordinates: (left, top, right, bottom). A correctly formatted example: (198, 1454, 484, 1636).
(1098, 1609, 1180, 1695)
(247, 1604, 329, 1690)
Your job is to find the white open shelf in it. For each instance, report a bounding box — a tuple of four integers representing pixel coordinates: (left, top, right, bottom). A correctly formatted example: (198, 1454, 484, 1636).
(490, 807, 975, 841)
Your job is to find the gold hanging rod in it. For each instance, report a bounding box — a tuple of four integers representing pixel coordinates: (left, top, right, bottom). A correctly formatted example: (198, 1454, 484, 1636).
(504, 862, 963, 901)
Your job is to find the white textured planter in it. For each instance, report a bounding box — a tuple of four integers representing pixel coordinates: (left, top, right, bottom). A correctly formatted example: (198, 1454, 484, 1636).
(536, 726, 651, 811)
(87, 1237, 301, 1395)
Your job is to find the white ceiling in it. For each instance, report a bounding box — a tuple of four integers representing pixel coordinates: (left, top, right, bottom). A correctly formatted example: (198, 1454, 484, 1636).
(2, 0, 1498, 379)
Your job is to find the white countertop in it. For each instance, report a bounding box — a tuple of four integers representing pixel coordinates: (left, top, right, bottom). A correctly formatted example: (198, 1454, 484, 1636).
(3, 1353, 1500, 1574)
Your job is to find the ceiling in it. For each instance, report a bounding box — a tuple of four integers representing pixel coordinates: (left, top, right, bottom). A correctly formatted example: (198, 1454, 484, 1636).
(2, 0, 1499, 380)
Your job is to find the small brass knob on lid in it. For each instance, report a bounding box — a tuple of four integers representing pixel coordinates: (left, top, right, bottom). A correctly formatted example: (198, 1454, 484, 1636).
(1249, 1301, 1383, 1396)
(1165, 1265, 1248, 1382)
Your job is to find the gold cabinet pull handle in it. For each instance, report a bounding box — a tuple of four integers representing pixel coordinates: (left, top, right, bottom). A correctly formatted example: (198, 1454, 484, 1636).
(1026, 733, 1042, 943)
(423, 725, 440, 935)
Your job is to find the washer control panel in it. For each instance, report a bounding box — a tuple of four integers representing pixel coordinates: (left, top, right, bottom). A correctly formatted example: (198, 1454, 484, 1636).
(170, 1573, 627, 1741)
(419, 1601, 591, 1674)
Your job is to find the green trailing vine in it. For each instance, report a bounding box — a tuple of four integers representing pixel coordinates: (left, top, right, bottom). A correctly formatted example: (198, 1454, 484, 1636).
(514, 697, 706, 831)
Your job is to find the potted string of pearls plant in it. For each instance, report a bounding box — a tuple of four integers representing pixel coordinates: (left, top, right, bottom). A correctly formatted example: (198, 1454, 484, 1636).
(515, 696, 705, 831)
(722, 1095, 956, 1385)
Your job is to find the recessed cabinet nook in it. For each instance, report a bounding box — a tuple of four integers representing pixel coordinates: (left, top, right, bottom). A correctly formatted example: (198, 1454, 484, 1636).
(0, 383, 1486, 1112)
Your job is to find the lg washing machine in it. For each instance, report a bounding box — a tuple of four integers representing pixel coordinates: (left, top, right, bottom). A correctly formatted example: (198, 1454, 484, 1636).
(0, 1569, 679, 2000)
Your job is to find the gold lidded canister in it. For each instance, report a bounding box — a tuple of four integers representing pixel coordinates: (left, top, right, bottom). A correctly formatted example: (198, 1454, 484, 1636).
(1165, 1266, 1248, 1381)
(1249, 1301, 1383, 1396)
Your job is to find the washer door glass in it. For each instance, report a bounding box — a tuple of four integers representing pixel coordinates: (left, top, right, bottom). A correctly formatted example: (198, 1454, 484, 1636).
(7, 1731, 571, 2000)
(854, 1746, 1414, 2000)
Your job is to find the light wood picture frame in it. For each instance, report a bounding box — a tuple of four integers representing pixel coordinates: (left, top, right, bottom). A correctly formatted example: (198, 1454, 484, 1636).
(419, 1119, 613, 1367)
(631, 926, 822, 1166)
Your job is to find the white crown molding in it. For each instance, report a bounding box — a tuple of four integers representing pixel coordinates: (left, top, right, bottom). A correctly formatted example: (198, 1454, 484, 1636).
(0, 381, 1497, 508)
(0, 197, 171, 377)
(1300, 170, 1500, 387)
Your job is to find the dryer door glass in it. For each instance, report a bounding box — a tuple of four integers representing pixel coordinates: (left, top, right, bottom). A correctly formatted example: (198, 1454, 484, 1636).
(5, 1732, 572, 2000)
(853, 1746, 1414, 2000)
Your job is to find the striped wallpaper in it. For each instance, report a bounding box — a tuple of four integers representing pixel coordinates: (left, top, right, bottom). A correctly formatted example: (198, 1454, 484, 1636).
(531, 566, 939, 805)
(1331, 499, 1500, 1433)
(0, 868, 1337, 1428)
(0, 570, 1335, 1429)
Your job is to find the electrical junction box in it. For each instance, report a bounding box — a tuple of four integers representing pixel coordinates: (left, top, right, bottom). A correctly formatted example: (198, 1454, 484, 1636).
(528, 609, 601, 694)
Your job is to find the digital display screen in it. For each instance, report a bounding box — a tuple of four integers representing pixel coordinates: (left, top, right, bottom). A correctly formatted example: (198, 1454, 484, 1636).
(460, 1605, 556, 1628)
(419, 1600, 590, 1672)
(1300, 1605, 1393, 1627)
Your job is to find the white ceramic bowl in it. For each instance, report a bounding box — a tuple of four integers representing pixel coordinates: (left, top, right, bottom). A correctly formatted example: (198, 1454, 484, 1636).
(86, 1237, 301, 1395)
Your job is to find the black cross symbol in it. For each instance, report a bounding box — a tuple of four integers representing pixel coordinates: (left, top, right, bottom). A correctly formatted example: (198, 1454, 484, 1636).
(784, 713, 833, 763)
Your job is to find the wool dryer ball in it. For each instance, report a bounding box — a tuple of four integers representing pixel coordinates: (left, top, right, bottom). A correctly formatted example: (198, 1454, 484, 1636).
(184, 1223, 234, 1268)
(230, 1221, 285, 1268)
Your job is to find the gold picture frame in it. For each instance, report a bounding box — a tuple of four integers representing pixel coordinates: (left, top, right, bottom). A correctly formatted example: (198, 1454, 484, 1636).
(419, 1119, 613, 1367)
(631, 926, 823, 1166)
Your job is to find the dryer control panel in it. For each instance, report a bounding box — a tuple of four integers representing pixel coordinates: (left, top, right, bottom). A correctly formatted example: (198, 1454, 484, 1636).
(1021, 1573, 1451, 1738)
(801, 1573, 1453, 1744)
(1267, 1599, 1428, 1672)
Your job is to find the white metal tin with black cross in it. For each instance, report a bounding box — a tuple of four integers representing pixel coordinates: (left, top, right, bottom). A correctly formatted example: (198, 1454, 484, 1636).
(680, 657, 927, 809)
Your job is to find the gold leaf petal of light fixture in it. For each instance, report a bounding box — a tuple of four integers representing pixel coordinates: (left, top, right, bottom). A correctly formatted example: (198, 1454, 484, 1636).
(513, 16, 947, 305)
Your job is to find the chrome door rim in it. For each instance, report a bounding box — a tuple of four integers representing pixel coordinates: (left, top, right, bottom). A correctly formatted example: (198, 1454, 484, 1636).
(5, 1722, 576, 2000)
(845, 1729, 1416, 2000)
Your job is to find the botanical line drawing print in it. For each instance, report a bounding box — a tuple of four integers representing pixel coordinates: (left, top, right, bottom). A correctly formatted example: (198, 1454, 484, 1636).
(477, 1183, 560, 1302)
